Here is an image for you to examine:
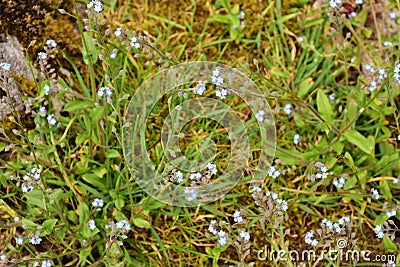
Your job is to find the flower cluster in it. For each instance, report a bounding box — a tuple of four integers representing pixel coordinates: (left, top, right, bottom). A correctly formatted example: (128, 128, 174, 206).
(92, 198, 104, 209)
(321, 216, 351, 234)
(305, 216, 354, 249)
(329, 0, 342, 9)
(97, 86, 112, 99)
(20, 167, 42, 193)
(211, 67, 224, 87)
(0, 62, 11, 72)
(283, 104, 292, 115)
(394, 63, 400, 84)
(371, 188, 380, 200)
(28, 231, 42, 245)
(194, 80, 206, 95)
(88, 219, 96, 230)
(267, 165, 281, 179)
(386, 209, 396, 218)
(87, 0, 103, 14)
(255, 110, 265, 122)
(47, 114, 57, 126)
(305, 230, 319, 247)
(233, 211, 244, 223)
(250, 186, 288, 229)
(333, 176, 346, 189)
(208, 220, 228, 246)
(308, 162, 329, 181)
(375, 224, 385, 238)
(33, 260, 54, 267)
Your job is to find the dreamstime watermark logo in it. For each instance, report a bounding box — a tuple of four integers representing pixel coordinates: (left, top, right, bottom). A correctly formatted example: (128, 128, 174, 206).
(122, 62, 276, 206)
(257, 238, 396, 263)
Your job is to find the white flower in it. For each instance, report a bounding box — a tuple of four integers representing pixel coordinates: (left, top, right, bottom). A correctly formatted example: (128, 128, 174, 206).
(238, 11, 245, 19)
(0, 254, 5, 261)
(116, 219, 131, 232)
(267, 166, 280, 179)
(375, 225, 384, 238)
(39, 106, 47, 117)
(175, 171, 184, 183)
(38, 52, 47, 60)
(47, 114, 57, 126)
(114, 28, 123, 38)
(206, 163, 217, 174)
(371, 188, 380, 200)
(233, 211, 243, 223)
(15, 236, 24, 245)
(333, 177, 346, 189)
(110, 52, 117, 59)
(44, 84, 50, 95)
(21, 184, 34, 193)
(46, 40, 57, 48)
(293, 134, 300, 145)
(365, 64, 375, 73)
(217, 230, 228, 246)
(33, 262, 39, 267)
(88, 219, 96, 230)
(369, 81, 377, 92)
(239, 231, 250, 241)
(383, 41, 393, 47)
(184, 188, 198, 201)
(329, 94, 335, 103)
(190, 172, 202, 180)
(215, 89, 228, 99)
(386, 209, 396, 217)
(208, 220, 218, 235)
(211, 67, 224, 86)
(355, 0, 362, 4)
(92, 198, 104, 208)
(329, 0, 342, 8)
(255, 110, 265, 122)
(390, 12, 397, 20)
(250, 186, 262, 193)
(41, 260, 53, 267)
(310, 239, 318, 246)
(348, 12, 356, 18)
(98, 86, 112, 98)
(14, 216, 20, 223)
(88, 0, 103, 13)
(29, 233, 42, 245)
(0, 62, 11, 72)
(130, 36, 140, 49)
(194, 80, 206, 95)
(398, 135, 400, 141)
(283, 104, 292, 115)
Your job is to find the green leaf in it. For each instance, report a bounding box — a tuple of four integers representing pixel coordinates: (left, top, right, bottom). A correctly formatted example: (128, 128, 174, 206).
(42, 219, 58, 235)
(78, 203, 89, 226)
(211, 14, 230, 24)
(64, 100, 94, 112)
(297, 77, 314, 99)
(343, 176, 357, 190)
(22, 218, 39, 228)
(25, 189, 46, 210)
(383, 236, 397, 252)
(82, 173, 108, 192)
(132, 217, 151, 229)
(343, 130, 374, 155)
(106, 149, 121, 158)
(317, 90, 334, 124)
(90, 107, 103, 124)
(81, 32, 98, 65)
(298, 203, 317, 215)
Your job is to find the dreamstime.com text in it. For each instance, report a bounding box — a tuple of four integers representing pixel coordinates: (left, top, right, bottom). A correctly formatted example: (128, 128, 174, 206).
(256, 246, 396, 263)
